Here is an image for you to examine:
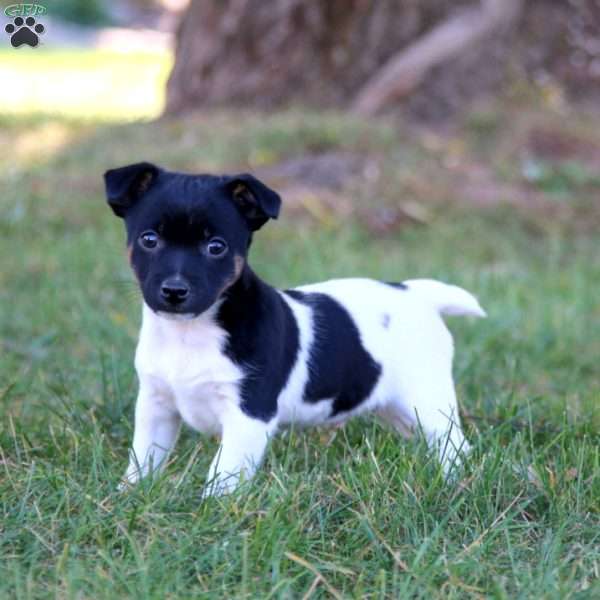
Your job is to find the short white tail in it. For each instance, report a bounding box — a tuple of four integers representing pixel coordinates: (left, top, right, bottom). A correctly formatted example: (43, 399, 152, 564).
(403, 279, 487, 318)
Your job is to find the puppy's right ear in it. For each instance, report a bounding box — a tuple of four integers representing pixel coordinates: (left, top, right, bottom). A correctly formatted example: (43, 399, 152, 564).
(103, 162, 160, 218)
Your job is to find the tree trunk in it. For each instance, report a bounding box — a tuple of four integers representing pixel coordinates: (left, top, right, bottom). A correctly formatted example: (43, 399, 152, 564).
(165, 0, 476, 115)
(352, 0, 523, 116)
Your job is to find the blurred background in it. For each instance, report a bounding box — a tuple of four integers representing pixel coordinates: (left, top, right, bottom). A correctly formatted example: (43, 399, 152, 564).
(2, 0, 600, 230)
(1, 2, 600, 596)
(1, 0, 599, 429)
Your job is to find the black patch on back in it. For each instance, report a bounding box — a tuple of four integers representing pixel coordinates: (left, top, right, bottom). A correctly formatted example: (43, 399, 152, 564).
(219, 268, 299, 421)
(384, 281, 408, 290)
(284, 290, 381, 417)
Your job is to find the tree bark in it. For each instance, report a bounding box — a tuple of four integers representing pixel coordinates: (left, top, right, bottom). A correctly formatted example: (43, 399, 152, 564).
(165, 0, 466, 115)
(352, 0, 523, 116)
(164, 0, 525, 117)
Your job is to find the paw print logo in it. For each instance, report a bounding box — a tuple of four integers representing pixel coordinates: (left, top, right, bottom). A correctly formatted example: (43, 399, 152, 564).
(5, 16, 45, 48)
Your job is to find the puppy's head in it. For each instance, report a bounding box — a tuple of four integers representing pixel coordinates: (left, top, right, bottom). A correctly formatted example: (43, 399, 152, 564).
(103, 162, 281, 318)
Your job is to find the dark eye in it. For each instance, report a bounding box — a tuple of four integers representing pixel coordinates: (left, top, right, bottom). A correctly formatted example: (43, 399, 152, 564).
(139, 230, 159, 250)
(206, 237, 228, 257)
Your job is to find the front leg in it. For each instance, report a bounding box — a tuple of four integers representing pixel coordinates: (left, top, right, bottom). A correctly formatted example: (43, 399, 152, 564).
(122, 380, 181, 487)
(204, 407, 276, 497)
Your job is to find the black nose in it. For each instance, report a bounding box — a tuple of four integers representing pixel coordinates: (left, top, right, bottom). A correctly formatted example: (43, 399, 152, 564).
(160, 278, 190, 305)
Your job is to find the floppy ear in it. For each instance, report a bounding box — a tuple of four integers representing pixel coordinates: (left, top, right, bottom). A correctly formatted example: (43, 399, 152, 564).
(103, 162, 160, 218)
(226, 174, 281, 231)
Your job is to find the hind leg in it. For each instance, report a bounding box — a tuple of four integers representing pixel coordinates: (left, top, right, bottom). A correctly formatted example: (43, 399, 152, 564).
(381, 371, 470, 475)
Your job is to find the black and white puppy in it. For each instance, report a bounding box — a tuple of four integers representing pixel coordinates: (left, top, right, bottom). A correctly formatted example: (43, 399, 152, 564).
(104, 162, 486, 496)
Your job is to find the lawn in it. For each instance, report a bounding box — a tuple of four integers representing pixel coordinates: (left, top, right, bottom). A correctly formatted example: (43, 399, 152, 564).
(1, 49, 600, 599)
(0, 48, 171, 120)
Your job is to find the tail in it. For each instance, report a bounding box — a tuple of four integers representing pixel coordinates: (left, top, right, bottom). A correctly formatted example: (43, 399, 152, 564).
(403, 279, 487, 318)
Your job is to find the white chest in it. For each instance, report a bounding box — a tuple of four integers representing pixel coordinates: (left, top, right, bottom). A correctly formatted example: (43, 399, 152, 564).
(134, 305, 243, 434)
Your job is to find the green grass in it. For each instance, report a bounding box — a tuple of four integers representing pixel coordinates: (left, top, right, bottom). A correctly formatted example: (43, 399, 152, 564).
(0, 49, 171, 120)
(1, 52, 600, 598)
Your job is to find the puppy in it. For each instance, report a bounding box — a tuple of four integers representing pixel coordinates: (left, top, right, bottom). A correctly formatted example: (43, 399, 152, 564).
(104, 162, 486, 496)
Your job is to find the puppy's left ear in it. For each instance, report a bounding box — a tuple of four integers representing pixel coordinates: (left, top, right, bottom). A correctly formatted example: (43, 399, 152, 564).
(103, 162, 160, 218)
(226, 174, 281, 231)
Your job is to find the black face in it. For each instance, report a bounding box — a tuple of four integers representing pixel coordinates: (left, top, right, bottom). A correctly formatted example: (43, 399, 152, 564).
(103, 163, 281, 317)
